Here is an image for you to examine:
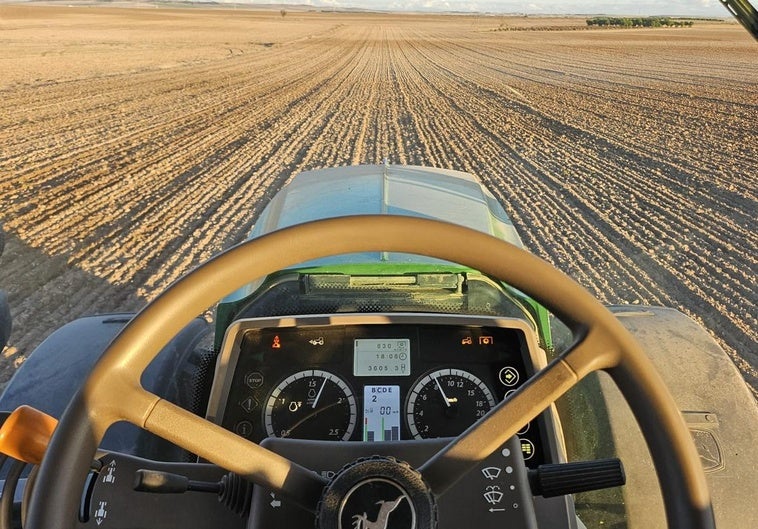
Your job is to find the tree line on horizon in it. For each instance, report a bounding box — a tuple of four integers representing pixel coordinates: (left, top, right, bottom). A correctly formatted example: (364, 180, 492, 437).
(586, 17, 694, 28)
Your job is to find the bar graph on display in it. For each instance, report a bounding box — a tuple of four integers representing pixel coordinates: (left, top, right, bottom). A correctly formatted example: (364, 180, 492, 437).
(363, 385, 401, 441)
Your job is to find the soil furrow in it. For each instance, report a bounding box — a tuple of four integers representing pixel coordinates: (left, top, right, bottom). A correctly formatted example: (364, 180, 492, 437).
(1, 9, 755, 393)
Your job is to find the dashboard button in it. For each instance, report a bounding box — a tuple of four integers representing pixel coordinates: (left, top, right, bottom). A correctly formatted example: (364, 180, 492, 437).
(519, 438, 535, 461)
(235, 421, 254, 438)
(245, 371, 264, 388)
(239, 396, 259, 413)
(498, 367, 520, 387)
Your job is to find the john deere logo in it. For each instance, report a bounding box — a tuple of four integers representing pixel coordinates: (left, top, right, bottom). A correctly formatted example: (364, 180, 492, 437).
(339, 478, 415, 529)
(691, 428, 725, 473)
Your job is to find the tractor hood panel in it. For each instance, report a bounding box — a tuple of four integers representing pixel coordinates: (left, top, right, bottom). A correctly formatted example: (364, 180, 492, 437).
(247, 164, 524, 267)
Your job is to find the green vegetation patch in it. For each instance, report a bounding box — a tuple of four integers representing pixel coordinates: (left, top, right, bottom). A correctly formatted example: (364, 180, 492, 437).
(586, 17, 695, 28)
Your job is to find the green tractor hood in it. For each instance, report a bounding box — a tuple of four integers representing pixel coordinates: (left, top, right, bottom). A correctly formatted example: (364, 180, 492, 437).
(215, 164, 552, 350)
(253, 164, 524, 257)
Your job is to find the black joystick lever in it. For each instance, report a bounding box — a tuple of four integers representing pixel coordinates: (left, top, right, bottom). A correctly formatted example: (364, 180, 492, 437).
(528, 458, 625, 498)
(134, 469, 221, 494)
(134, 469, 252, 516)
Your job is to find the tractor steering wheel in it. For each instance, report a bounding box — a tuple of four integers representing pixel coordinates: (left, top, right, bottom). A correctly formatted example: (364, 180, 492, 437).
(25, 216, 715, 529)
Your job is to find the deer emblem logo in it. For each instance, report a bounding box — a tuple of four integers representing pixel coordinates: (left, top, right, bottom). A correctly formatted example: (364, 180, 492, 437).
(351, 495, 404, 529)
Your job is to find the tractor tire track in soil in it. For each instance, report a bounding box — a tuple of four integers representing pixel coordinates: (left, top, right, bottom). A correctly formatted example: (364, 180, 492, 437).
(0, 8, 755, 395)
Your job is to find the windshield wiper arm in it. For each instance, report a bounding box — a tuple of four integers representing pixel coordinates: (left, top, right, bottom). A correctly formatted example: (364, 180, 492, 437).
(720, 0, 758, 40)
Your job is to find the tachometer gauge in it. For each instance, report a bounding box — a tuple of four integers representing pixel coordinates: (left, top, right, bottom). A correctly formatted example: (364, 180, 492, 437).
(264, 369, 357, 441)
(406, 368, 496, 439)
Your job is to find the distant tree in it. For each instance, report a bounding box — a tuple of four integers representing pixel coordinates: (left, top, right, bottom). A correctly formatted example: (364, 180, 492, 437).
(280, 9, 287, 18)
(585, 16, 692, 29)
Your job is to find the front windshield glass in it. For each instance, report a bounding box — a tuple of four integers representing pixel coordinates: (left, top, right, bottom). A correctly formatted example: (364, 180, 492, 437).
(0, 2, 754, 400)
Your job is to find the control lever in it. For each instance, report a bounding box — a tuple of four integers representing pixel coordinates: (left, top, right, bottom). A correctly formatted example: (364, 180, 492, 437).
(134, 469, 221, 493)
(528, 458, 625, 498)
(134, 469, 252, 516)
(0, 405, 58, 465)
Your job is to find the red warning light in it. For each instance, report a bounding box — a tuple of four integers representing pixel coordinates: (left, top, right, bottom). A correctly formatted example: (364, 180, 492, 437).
(272, 336, 282, 349)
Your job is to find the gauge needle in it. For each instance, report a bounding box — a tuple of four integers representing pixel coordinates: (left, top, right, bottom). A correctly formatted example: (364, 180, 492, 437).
(312, 378, 327, 409)
(286, 400, 343, 436)
(434, 375, 452, 407)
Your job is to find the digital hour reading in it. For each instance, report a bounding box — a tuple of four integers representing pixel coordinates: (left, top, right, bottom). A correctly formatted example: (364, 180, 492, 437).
(353, 338, 410, 376)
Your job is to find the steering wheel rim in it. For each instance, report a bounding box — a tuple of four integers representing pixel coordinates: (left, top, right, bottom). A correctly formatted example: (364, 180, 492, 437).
(26, 215, 714, 529)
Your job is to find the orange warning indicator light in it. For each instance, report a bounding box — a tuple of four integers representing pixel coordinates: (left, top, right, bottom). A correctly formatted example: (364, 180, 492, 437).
(479, 336, 494, 345)
(461, 336, 473, 345)
(272, 335, 282, 349)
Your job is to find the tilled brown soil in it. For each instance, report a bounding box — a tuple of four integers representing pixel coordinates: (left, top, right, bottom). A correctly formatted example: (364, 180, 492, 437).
(0, 6, 755, 394)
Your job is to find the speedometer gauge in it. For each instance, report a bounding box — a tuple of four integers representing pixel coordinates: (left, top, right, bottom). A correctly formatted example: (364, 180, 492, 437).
(264, 369, 357, 441)
(406, 368, 496, 439)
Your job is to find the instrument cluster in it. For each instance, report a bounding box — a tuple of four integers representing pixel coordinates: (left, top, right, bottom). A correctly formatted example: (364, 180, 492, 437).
(207, 314, 547, 467)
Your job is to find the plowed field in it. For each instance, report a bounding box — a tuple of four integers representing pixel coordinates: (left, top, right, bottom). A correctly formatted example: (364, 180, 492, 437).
(0, 5, 756, 393)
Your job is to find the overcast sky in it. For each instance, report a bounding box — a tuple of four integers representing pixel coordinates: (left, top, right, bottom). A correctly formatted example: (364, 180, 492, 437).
(239, 1, 729, 16)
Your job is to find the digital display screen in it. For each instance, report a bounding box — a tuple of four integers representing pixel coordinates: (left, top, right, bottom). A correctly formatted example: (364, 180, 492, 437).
(363, 385, 401, 441)
(353, 338, 411, 376)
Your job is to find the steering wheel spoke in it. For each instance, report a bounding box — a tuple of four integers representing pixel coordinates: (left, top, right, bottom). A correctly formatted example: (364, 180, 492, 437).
(419, 356, 575, 494)
(418, 326, 622, 494)
(83, 375, 328, 511)
(144, 399, 327, 511)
